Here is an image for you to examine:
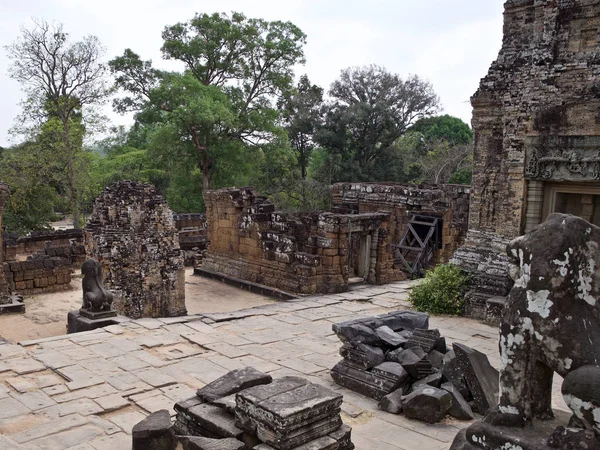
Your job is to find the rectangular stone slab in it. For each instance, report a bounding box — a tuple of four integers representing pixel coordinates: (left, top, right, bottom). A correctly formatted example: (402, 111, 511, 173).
(330, 361, 396, 400)
(197, 367, 272, 402)
(187, 403, 244, 439)
(255, 415, 342, 450)
(236, 377, 342, 431)
(453, 343, 499, 415)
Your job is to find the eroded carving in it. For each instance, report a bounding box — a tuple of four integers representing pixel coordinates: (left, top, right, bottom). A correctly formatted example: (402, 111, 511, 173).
(81, 258, 113, 312)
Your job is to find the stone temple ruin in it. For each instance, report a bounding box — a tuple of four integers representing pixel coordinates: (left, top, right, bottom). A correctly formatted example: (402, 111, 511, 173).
(85, 181, 186, 319)
(199, 183, 469, 295)
(452, 0, 600, 322)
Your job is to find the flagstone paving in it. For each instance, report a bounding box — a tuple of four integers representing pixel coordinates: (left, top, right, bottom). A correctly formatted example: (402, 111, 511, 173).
(0, 279, 568, 449)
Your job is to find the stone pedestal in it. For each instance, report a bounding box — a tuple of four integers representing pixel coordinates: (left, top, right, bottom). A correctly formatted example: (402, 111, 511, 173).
(67, 309, 118, 334)
(450, 410, 572, 450)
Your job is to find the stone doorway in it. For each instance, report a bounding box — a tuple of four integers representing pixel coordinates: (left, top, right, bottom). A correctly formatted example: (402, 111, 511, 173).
(543, 183, 600, 227)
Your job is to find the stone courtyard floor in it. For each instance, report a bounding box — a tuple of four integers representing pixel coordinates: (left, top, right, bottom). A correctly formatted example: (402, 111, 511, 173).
(0, 278, 568, 450)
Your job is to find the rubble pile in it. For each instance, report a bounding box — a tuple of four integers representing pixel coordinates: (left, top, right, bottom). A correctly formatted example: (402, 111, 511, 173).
(330, 310, 498, 423)
(133, 367, 354, 450)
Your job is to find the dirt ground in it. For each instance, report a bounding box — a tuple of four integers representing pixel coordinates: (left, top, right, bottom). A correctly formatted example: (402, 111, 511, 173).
(0, 268, 275, 343)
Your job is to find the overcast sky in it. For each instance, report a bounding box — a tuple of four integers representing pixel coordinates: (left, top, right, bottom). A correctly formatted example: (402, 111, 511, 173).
(0, 0, 505, 147)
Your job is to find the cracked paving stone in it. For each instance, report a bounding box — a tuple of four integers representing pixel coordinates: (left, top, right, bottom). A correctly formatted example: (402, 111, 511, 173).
(40, 398, 104, 418)
(154, 343, 203, 360)
(6, 376, 36, 393)
(133, 368, 177, 388)
(95, 393, 130, 412)
(11, 390, 56, 410)
(203, 342, 250, 358)
(7, 357, 46, 374)
(11, 413, 88, 443)
(107, 410, 147, 434)
(0, 396, 30, 419)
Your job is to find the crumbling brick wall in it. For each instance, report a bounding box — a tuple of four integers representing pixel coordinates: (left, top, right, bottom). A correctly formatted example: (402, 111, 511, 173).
(85, 181, 186, 318)
(173, 213, 208, 267)
(200, 188, 405, 295)
(451, 0, 600, 319)
(3, 229, 86, 267)
(331, 183, 470, 264)
(4, 257, 72, 295)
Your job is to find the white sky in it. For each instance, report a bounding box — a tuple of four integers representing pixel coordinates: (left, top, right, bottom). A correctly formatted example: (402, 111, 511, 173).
(0, 0, 505, 147)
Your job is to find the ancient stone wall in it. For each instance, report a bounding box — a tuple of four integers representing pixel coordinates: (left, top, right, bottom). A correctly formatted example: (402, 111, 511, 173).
(85, 181, 186, 318)
(200, 187, 405, 295)
(3, 229, 86, 266)
(4, 256, 72, 295)
(173, 213, 208, 266)
(452, 0, 600, 318)
(331, 183, 470, 264)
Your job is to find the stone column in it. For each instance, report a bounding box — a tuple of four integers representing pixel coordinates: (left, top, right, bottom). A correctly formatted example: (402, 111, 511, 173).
(524, 180, 544, 233)
(367, 228, 379, 284)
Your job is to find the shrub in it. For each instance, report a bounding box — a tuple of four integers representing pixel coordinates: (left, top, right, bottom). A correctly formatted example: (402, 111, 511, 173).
(408, 264, 471, 315)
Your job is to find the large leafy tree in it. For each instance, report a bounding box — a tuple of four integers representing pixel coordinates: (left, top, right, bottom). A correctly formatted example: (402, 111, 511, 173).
(408, 114, 472, 147)
(5, 20, 110, 228)
(317, 65, 439, 182)
(110, 12, 306, 192)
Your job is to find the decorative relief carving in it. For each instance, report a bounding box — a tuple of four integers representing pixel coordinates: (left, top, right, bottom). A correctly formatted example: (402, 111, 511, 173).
(525, 136, 600, 181)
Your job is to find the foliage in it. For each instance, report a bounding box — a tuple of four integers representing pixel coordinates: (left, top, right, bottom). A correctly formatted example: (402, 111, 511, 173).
(317, 65, 439, 182)
(5, 19, 110, 228)
(278, 75, 323, 182)
(409, 264, 471, 315)
(408, 114, 472, 146)
(0, 143, 59, 233)
(420, 141, 473, 184)
(393, 115, 473, 184)
(110, 12, 307, 193)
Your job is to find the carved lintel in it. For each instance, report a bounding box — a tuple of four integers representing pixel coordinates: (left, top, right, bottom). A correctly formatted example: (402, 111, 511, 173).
(525, 136, 600, 181)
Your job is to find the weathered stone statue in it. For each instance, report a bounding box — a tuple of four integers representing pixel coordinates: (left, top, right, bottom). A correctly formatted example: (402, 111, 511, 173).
(67, 258, 117, 333)
(81, 258, 114, 313)
(451, 213, 600, 449)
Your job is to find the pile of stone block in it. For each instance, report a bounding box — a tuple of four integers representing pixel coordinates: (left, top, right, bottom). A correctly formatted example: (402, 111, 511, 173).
(133, 367, 354, 450)
(330, 310, 498, 424)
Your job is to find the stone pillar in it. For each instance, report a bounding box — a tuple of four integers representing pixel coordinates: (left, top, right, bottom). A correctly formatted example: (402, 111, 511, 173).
(524, 180, 544, 233)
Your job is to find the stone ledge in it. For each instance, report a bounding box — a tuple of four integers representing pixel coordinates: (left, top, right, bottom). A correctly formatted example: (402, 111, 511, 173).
(193, 267, 298, 301)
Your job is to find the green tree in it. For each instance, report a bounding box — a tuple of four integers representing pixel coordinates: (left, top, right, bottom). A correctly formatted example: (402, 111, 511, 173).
(110, 12, 306, 192)
(5, 20, 110, 228)
(317, 65, 439, 182)
(0, 143, 59, 233)
(408, 114, 472, 146)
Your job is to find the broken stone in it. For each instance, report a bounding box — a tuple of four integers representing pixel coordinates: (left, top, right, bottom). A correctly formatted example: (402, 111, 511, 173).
(378, 388, 404, 414)
(185, 403, 243, 439)
(441, 382, 473, 421)
(197, 367, 273, 402)
(427, 350, 445, 371)
(372, 362, 411, 392)
(402, 386, 452, 424)
(330, 361, 396, 400)
(441, 350, 470, 400)
(339, 343, 384, 369)
(410, 372, 443, 392)
(332, 323, 380, 346)
(395, 348, 433, 379)
(453, 343, 499, 415)
(212, 394, 237, 414)
(132, 409, 174, 450)
(405, 329, 441, 353)
(379, 311, 429, 332)
(433, 336, 447, 354)
(375, 326, 407, 348)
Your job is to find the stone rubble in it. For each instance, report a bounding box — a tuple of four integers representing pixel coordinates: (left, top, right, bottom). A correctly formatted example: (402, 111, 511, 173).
(132, 367, 354, 450)
(330, 310, 496, 423)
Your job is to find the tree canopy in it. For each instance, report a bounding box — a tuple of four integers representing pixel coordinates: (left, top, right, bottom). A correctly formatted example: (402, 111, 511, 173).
(316, 65, 440, 182)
